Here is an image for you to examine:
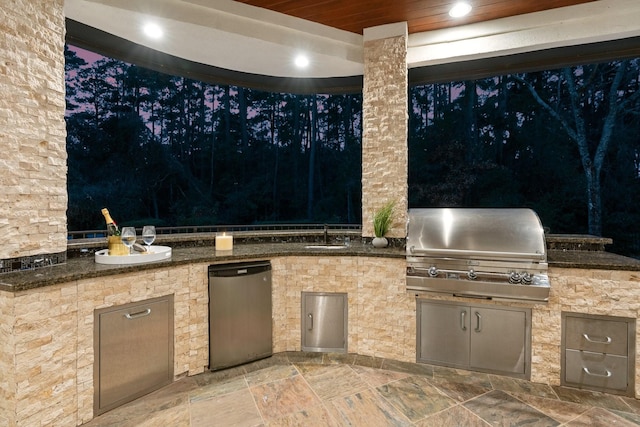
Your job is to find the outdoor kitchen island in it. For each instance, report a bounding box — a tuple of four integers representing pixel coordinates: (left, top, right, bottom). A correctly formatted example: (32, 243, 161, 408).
(1, 236, 640, 426)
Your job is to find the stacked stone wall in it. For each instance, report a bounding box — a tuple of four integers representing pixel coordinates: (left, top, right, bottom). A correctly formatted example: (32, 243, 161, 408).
(362, 35, 408, 238)
(2, 262, 209, 426)
(0, 291, 16, 426)
(3, 258, 640, 425)
(532, 267, 640, 396)
(271, 256, 414, 361)
(0, 0, 67, 260)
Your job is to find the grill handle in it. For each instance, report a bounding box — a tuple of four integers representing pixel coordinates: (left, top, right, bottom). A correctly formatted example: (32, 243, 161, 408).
(408, 246, 545, 260)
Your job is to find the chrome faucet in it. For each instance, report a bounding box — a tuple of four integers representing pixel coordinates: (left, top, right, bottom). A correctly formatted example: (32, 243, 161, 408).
(324, 224, 329, 244)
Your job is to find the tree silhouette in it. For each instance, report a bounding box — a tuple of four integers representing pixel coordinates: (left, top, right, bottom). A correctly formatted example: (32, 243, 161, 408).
(514, 61, 640, 235)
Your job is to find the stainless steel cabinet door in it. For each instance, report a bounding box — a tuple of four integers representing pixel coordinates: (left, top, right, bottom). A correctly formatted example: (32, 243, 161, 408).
(301, 292, 347, 352)
(418, 301, 470, 368)
(417, 300, 530, 378)
(470, 307, 527, 375)
(95, 296, 173, 415)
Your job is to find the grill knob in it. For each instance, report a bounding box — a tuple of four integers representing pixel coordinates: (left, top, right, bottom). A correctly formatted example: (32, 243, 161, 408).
(509, 272, 522, 284)
(467, 269, 477, 280)
(428, 266, 438, 277)
(521, 273, 532, 285)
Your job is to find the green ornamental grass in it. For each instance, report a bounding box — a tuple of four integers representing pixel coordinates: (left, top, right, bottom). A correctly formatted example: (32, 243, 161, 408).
(373, 200, 395, 238)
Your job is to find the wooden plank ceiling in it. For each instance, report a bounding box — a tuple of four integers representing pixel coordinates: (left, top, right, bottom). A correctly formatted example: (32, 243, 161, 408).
(234, 0, 597, 34)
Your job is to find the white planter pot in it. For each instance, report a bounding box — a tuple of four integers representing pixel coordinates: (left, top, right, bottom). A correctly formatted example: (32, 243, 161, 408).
(372, 237, 388, 248)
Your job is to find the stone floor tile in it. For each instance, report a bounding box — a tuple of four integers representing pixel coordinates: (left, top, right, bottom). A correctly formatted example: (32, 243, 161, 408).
(382, 358, 434, 376)
(552, 385, 632, 412)
(189, 375, 248, 402)
(350, 364, 411, 388)
(266, 403, 339, 427)
(301, 364, 369, 400)
(326, 388, 412, 427)
(563, 406, 640, 427)
(81, 355, 640, 427)
(416, 404, 491, 426)
(489, 374, 558, 399)
(244, 364, 298, 387)
(507, 391, 591, 424)
(376, 375, 456, 422)
(464, 389, 560, 426)
(190, 388, 262, 427)
(249, 375, 320, 422)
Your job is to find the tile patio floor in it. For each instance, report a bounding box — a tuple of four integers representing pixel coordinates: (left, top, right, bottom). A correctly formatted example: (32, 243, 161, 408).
(83, 352, 640, 426)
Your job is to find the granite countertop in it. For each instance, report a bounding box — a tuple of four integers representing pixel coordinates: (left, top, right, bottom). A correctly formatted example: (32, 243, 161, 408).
(547, 249, 640, 270)
(0, 242, 404, 292)
(2, 237, 639, 292)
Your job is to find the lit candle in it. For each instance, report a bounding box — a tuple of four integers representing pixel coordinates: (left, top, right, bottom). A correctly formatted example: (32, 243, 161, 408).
(216, 233, 233, 251)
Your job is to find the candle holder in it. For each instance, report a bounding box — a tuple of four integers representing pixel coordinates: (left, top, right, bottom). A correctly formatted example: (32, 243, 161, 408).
(215, 233, 233, 251)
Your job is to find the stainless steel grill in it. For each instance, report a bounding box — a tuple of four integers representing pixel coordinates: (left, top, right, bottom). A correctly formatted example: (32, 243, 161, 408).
(406, 208, 550, 303)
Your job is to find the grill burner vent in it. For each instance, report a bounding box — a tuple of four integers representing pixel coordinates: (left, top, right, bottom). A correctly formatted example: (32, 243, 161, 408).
(406, 208, 550, 303)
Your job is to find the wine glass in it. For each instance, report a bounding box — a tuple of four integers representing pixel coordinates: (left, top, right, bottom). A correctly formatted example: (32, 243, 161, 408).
(142, 225, 156, 252)
(120, 227, 136, 255)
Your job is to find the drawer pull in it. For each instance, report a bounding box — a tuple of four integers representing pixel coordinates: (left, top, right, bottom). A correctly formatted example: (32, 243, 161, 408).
(582, 367, 612, 378)
(125, 308, 151, 319)
(582, 333, 612, 344)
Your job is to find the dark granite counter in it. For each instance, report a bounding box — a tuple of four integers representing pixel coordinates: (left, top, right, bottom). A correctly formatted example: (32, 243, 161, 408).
(0, 242, 404, 292)
(547, 249, 640, 270)
(2, 235, 639, 292)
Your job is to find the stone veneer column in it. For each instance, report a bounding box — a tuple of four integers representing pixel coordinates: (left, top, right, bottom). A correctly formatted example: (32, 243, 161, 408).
(0, 0, 67, 262)
(361, 23, 408, 238)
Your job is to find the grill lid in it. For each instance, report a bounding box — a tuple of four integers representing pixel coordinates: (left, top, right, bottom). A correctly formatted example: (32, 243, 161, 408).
(406, 208, 550, 302)
(407, 208, 546, 260)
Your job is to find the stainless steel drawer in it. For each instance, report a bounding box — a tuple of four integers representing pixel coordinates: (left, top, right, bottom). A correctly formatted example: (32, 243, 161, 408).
(565, 349, 628, 391)
(565, 316, 628, 355)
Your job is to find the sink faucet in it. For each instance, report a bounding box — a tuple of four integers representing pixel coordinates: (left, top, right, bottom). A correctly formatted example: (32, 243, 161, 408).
(324, 224, 329, 244)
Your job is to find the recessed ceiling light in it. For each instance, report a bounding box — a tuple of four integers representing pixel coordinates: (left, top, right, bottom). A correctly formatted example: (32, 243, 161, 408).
(294, 54, 310, 69)
(143, 22, 163, 39)
(449, 2, 472, 18)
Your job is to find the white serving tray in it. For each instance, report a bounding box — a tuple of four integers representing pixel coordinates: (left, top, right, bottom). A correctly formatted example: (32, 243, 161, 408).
(94, 245, 172, 265)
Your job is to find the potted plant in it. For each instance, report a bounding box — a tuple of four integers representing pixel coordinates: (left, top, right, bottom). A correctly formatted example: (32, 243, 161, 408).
(372, 200, 395, 248)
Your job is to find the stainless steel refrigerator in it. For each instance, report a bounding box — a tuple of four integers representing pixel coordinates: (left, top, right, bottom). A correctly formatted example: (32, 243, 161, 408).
(208, 261, 272, 370)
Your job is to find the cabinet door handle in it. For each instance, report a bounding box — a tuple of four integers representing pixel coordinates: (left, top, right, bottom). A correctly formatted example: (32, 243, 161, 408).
(582, 333, 612, 344)
(474, 311, 482, 332)
(460, 311, 467, 331)
(583, 367, 612, 378)
(125, 308, 151, 319)
(307, 313, 313, 331)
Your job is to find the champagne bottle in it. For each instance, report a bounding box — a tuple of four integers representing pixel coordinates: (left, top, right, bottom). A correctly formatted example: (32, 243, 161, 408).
(101, 208, 121, 236)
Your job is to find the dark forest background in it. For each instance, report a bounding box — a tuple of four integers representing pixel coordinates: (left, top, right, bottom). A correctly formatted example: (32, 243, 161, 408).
(65, 46, 640, 256)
